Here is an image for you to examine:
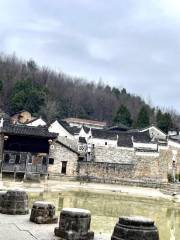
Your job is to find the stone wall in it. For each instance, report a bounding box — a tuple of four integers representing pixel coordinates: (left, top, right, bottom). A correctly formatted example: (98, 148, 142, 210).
(78, 162, 135, 180)
(48, 140, 180, 183)
(78, 145, 180, 183)
(49, 142, 78, 176)
(94, 146, 135, 163)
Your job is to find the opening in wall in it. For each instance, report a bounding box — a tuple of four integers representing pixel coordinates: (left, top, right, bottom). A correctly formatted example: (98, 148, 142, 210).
(61, 161, 67, 174)
(49, 158, 54, 165)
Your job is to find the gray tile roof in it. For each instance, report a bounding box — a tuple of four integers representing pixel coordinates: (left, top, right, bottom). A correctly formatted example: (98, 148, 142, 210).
(1, 121, 57, 138)
(118, 131, 151, 147)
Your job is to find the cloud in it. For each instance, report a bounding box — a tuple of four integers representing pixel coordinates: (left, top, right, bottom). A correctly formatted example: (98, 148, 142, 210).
(0, 0, 180, 111)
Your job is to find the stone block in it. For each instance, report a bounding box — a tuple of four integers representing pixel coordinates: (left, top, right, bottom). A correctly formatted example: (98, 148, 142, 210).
(30, 201, 58, 224)
(0, 191, 6, 212)
(1, 190, 29, 215)
(111, 216, 159, 240)
(54, 208, 94, 240)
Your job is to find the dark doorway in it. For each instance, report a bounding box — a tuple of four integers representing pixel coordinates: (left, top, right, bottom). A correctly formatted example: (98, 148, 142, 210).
(61, 161, 67, 174)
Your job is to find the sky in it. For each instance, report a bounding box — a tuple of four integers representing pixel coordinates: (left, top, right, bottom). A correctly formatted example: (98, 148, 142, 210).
(0, 0, 180, 112)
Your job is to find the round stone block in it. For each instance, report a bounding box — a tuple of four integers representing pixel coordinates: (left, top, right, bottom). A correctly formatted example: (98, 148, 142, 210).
(54, 208, 94, 240)
(1, 190, 29, 215)
(30, 201, 58, 224)
(111, 216, 159, 240)
(0, 191, 7, 212)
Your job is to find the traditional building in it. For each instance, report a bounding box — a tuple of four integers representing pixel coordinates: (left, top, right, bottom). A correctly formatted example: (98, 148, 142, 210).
(48, 139, 79, 177)
(64, 117, 107, 129)
(0, 119, 57, 177)
(10, 110, 46, 126)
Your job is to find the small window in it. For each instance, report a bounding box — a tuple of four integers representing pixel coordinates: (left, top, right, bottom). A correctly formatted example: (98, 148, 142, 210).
(4, 154, 10, 163)
(42, 157, 47, 165)
(28, 155, 32, 164)
(15, 154, 20, 164)
(49, 158, 54, 165)
(9, 154, 16, 164)
(105, 142, 107, 145)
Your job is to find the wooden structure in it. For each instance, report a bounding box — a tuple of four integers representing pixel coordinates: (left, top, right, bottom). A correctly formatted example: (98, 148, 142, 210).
(0, 121, 57, 177)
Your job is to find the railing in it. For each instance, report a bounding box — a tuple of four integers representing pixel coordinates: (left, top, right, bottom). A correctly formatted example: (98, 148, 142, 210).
(2, 163, 48, 174)
(2, 163, 26, 172)
(26, 164, 48, 173)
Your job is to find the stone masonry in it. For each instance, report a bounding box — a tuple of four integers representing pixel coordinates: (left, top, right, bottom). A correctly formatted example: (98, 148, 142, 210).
(49, 141, 79, 176)
(78, 145, 180, 183)
(94, 146, 134, 164)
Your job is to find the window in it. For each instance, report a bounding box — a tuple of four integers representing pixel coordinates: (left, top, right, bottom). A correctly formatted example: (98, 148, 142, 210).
(9, 154, 16, 164)
(28, 155, 32, 164)
(4, 154, 10, 163)
(42, 157, 47, 165)
(15, 154, 20, 164)
(49, 158, 54, 165)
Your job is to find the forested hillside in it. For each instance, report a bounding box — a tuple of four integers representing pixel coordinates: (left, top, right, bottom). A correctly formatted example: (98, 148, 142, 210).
(0, 54, 179, 132)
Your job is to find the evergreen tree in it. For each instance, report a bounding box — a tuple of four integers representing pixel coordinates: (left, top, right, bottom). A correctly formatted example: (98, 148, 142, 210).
(156, 110, 173, 133)
(113, 105, 132, 127)
(136, 106, 150, 128)
(11, 80, 47, 114)
(112, 87, 120, 98)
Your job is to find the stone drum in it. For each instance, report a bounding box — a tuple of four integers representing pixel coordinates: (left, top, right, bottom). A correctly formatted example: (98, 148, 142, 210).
(111, 216, 159, 240)
(54, 208, 94, 240)
(1, 190, 29, 215)
(0, 191, 6, 212)
(30, 201, 58, 224)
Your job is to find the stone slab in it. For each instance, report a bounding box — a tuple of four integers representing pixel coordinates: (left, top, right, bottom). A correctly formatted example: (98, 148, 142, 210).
(0, 223, 35, 240)
(0, 213, 108, 240)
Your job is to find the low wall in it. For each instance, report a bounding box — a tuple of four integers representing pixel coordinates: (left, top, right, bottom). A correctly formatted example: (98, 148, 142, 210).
(78, 162, 135, 180)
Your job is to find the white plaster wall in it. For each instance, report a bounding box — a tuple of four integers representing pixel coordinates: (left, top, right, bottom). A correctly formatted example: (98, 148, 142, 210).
(26, 118, 47, 126)
(79, 127, 90, 139)
(89, 138, 117, 147)
(135, 152, 159, 157)
(133, 142, 158, 150)
(49, 121, 74, 139)
(68, 122, 104, 129)
(141, 126, 166, 140)
(168, 140, 180, 149)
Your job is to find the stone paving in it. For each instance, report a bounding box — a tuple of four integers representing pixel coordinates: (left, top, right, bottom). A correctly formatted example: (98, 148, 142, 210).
(0, 213, 109, 240)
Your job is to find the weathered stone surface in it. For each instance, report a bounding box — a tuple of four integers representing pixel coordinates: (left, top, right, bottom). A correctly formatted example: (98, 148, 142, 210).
(24, 173, 40, 182)
(78, 144, 180, 183)
(111, 216, 159, 240)
(30, 201, 58, 224)
(0, 191, 6, 212)
(1, 190, 29, 215)
(55, 208, 94, 240)
(49, 141, 78, 177)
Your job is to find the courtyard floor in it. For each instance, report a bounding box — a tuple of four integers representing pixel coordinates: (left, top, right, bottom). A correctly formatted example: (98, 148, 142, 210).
(0, 213, 108, 240)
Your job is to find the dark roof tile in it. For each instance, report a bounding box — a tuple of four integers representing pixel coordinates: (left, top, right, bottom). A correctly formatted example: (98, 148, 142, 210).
(118, 131, 151, 147)
(91, 129, 117, 140)
(1, 122, 57, 139)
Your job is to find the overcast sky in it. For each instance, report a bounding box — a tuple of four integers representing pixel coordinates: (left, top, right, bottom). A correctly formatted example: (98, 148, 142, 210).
(0, 0, 180, 112)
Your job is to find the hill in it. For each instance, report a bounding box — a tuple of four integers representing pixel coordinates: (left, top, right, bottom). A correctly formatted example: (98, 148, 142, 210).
(0, 54, 178, 132)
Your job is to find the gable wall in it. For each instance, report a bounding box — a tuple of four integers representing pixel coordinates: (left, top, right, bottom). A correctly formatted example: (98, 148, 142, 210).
(49, 142, 78, 176)
(49, 122, 74, 140)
